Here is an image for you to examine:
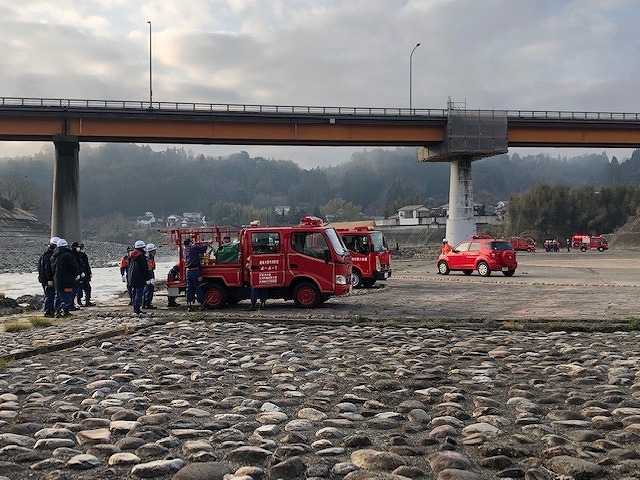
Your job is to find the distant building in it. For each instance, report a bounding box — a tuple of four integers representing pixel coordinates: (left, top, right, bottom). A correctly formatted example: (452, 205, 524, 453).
(136, 211, 156, 227)
(274, 205, 291, 215)
(181, 212, 205, 227)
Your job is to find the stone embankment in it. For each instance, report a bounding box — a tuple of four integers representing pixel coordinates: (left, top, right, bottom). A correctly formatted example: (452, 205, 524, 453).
(1, 310, 640, 480)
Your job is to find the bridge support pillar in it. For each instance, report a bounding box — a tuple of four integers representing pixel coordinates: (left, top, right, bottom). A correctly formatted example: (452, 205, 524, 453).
(51, 136, 81, 243)
(445, 157, 476, 246)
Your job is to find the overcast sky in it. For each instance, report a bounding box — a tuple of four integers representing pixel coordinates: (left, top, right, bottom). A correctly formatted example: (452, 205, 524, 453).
(1, 0, 638, 167)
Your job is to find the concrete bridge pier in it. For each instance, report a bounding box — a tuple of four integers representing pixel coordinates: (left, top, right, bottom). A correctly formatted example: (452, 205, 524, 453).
(51, 136, 81, 243)
(445, 156, 476, 245)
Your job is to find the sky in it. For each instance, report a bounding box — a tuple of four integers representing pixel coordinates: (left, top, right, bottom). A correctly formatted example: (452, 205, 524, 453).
(1, 0, 639, 167)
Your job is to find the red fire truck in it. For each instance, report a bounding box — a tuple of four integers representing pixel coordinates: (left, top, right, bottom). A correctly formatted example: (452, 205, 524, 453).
(334, 224, 391, 288)
(163, 217, 352, 309)
(510, 237, 536, 252)
(571, 234, 608, 252)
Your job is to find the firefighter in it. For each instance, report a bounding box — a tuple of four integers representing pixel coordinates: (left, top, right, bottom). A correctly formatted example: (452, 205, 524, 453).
(75, 242, 94, 306)
(120, 246, 134, 305)
(143, 243, 157, 309)
(37, 236, 59, 317)
(441, 238, 452, 255)
(184, 238, 209, 311)
(50, 238, 82, 317)
(128, 240, 153, 315)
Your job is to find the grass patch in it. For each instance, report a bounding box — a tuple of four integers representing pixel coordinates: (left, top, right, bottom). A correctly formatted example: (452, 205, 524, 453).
(28, 316, 54, 327)
(4, 321, 33, 332)
(628, 317, 640, 331)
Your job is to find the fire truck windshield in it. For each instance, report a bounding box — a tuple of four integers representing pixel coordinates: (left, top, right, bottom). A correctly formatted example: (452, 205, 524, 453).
(369, 231, 388, 252)
(325, 228, 348, 256)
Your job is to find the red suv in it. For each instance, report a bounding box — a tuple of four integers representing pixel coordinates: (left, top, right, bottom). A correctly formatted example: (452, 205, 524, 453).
(437, 235, 517, 277)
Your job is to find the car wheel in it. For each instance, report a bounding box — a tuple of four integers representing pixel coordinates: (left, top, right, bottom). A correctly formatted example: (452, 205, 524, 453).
(351, 270, 362, 288)
(503, 270, 516, 277)
(202, 283, 227, 309)
(293, 282, 321, 308)
(462, 270, 473, 276)
(477, 261, 491, 277)
(437, 261, 450, 275)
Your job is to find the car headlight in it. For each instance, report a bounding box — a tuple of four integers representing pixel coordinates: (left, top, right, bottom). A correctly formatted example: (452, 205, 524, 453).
(335, 275, 348, 285)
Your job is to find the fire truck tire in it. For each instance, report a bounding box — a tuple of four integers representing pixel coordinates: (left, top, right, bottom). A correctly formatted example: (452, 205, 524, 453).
(437, 261, 450, 275)
(597, 247, 604, 252)
(477, 261, 491, 277)
(502, 269, 516, 277)
(202, 283, 227, 309)
(362, 279, 376, 288)
(581, 246, 587, 252)
(526, 247, 532, 252)
(293, 282, 321, 308)
(351, 270, 363, 288)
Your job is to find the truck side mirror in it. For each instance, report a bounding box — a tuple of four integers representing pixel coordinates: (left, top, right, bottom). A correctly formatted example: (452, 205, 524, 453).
(323, 249, 331, 264)
(370, 244, 375, 253)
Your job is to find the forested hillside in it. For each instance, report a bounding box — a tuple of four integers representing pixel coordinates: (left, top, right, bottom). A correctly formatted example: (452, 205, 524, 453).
(0, 144, 637, 227)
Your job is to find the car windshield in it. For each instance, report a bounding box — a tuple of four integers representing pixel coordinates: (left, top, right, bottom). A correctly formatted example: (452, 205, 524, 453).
(489, 241, 514, 251)
(325, 228, 348, 256)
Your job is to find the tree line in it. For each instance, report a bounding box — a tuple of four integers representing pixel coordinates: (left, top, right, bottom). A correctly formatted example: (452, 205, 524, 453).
(0, 143, 639, 237)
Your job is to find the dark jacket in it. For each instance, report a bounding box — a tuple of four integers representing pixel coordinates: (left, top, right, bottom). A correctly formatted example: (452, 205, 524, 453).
(185, 244, 208, 268)
(38, 245, 55, 285)
(77, 251, 92, 279)
(50, 247, 81, 289)
(128, 248, 152, 288)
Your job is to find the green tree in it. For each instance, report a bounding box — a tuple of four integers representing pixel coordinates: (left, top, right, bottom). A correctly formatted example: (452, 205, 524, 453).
(320, 199, 362, 222)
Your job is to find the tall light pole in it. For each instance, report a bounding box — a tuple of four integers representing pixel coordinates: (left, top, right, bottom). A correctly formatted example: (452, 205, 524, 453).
(409, 42, 420, 112)
(147, 21, 153, 107)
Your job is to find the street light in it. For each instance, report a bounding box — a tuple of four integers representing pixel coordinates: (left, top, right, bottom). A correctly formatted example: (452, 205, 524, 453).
(147, 21, 153, 107)
(409, 42, 421, 112)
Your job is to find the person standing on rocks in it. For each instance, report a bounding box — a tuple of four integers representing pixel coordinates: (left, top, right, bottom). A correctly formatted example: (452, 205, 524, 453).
(50, 238, 82, 317)
(76, 243, 94, 306)
(120, 246, 133, 305)
(128, 240, 153, 315)
(37, 236, 59, 318)
(184, 237, 209, 311)
(143, 243, 157, 309)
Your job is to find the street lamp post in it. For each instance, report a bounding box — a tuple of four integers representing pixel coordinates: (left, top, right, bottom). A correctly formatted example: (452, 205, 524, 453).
(147, 21, 153, 107)
(409, 42, 421, 112)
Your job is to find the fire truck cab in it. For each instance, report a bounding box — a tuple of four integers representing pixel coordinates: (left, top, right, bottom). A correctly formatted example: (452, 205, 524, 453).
(335, 225, 391, 288)
(164, 217, 352, 309)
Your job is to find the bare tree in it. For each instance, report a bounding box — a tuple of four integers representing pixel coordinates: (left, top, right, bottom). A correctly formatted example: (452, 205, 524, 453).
(0, 172, 43, 211)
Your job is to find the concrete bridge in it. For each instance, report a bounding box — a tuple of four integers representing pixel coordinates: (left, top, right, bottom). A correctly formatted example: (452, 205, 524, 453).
(1, 96, 640, 243)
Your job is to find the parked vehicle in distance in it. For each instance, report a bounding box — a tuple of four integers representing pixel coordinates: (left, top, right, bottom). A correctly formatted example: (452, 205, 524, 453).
(571, 234, 608, 252)
(544, 239, 560, 252)
(162, 216, 352, 309)
(437, 235, 517, 277)
(335, 224, 391, 288)
(510, 237, 536, 252)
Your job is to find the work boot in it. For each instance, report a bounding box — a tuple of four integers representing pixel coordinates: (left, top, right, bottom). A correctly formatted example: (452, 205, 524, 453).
(167, 298, 180, 307)
(246, 303, 257, 312)
(85, 301, 95, 307)
(146, 304, 157, 310)
(55, 309, 63, 318)
(187, 302, 193, 312)
(44, 310, 55, 318)
(260, 301, 266, 309)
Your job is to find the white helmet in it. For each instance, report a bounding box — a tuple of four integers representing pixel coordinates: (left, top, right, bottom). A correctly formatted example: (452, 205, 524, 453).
(57, 238, 68, 247)
(50, 236, 60, 245)
(442, 238, 448, 243)
(146, 243, 157, 252)
(134, 240, 146, 249)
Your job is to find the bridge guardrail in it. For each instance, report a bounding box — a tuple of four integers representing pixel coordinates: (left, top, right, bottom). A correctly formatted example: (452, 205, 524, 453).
(0, 96, 639, 121)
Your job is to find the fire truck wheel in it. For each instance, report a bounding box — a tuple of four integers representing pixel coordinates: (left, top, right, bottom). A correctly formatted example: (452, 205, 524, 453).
(293, 282, 321, 308)
(202, 284, 227, 309)
(502, 269, 516, 277)
(581, 246, 587, 252)
(351, 270, 363, 288)
(437, 261, 450, 275)
(477, 261, 491, 277)
(597, 247, 604, 252)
